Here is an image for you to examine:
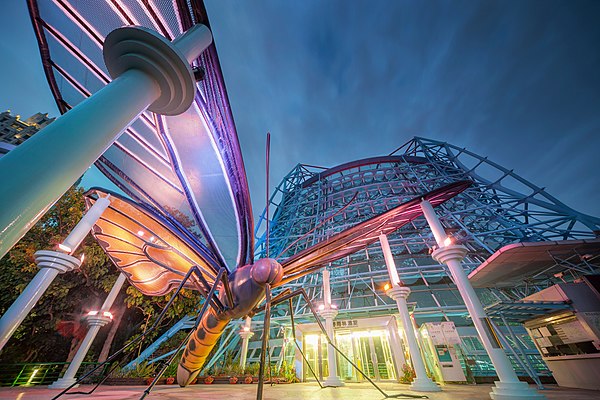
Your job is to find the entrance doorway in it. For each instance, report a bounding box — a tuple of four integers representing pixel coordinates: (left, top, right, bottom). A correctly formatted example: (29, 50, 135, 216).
(304, 329, 397, 382)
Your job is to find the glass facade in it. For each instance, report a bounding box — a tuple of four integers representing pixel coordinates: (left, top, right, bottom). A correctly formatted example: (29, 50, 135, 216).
(251, 137, 600, 379)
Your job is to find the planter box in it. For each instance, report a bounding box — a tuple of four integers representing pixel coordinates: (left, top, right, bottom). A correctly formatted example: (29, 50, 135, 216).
(104, 377, 168, 386)
(104, 377, 147, 386)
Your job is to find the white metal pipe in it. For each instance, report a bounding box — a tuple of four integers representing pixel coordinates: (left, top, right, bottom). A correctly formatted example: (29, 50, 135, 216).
(322, 268, 332, 306)
(419, 200, 447, 245)
(239, 317, 253, 369)
(0, 25, 212, 259)
(0, 267, 60, 349)
(61, 196, 111, 252)
(379, 234, 439, 391)
(420, 200, 518, 382)
(50, 273, 127, 388)
(0, 69, 158, 259)
(421, 200, 545, 399)
(172, 24, 213, 62)
(100, 273, 127, 311)
(0, 198, 109, 350)
(379, 234, 401, 285)
(387, 317, 407, 382)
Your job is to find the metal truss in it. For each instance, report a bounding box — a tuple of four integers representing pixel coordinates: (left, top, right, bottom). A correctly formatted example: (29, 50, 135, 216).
(255, 136, 600, 323)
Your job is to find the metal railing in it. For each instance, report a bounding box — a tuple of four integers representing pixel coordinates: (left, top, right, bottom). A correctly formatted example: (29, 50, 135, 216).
(0, 362, 107, 387)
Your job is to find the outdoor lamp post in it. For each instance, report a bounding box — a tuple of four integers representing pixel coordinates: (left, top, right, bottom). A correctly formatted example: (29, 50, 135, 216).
(239, 316, 254, 370)
(0, 196, 111, 351)
(420, 199, 545, 400)
(318, 268, 344, 387)
(50, 273, 127, 389)
(379, 234, 440, 392)
(0, 23, 213, 259)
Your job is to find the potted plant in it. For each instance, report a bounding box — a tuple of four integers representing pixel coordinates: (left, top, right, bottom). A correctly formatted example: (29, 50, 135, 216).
(244, 362, 260, 383)
(399, 364, 416, 384)
(204, 375, 214, 384)
(163, 360, 178, 385)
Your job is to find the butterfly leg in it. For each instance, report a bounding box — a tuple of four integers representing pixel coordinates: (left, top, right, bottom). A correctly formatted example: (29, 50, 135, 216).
(256, 284, 272, 400)
(261, 288, 428, 399)
(50, 266, 226, 400)
(140, 267, 228, 399)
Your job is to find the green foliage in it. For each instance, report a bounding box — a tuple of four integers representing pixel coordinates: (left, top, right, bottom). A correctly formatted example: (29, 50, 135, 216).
(399, 363, 416, 384)
(0, 186, 206, 364)
(115, 361, 157, 378)
(0, 186, 116, 363)
(162, 359, 179, 378)
(244, 362, 260, 376)
(276, 360, 298, 382)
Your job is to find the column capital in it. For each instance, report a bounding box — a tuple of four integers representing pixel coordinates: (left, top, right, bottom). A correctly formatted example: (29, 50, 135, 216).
(386, 285, 411, 300)
(239, 330, 254, 340)
(34, 250, 81, 273)
(84, 314, 112, 327)
(431, 244, 468, 265)
(319, 308, 338, 320)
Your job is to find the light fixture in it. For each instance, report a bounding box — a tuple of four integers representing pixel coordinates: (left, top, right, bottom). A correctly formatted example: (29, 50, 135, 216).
(318, 304, 325, 311)
(443, 237, 452, 246)
(102, 311, 113, 319)
(384, 283, 390, 291)
(87, 310, 98, 316)
(138, 230, 145, 236)
(243, 326, 250, 332)
(58, 243, 72, 253)
(26, 368, 39, 385)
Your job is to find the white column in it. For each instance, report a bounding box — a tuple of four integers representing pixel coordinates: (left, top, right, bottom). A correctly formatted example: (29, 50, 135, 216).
(319, 269, 344, 387)
(0, 197, 111, 350)
(387, 316, 407, 382)
(379, 234, 440, 391)
(421, 200, 544, 400)
(239, 317, 254, 370)
(0, 24, 213, 259)
(50, 273, 127, 389)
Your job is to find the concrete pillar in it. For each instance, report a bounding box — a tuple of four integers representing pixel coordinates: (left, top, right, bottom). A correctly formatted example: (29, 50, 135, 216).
(239, 317, 254, 370)
(379, 234, 440, 392)
(319, 268, 344, 387)
(0, 196, 111, 350)
(0, 24, 213, 259)
(421, 200, 544, 400)
(49, 273, 127, 389)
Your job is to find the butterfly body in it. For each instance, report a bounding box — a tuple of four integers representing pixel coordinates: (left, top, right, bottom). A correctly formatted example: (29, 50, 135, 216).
(177, 258, 283, 385)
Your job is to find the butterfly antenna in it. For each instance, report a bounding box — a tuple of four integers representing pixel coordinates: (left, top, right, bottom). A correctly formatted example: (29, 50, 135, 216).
(265, 132, 271, 258)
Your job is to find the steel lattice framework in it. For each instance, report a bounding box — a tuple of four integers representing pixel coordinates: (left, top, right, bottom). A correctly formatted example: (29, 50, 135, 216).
(256, 136, 600, 324)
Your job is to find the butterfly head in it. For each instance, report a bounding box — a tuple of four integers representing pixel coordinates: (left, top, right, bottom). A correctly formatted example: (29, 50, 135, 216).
(250, 258, 283, 286)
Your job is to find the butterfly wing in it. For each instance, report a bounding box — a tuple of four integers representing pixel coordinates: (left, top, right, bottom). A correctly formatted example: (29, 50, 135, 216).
(276, 180, 472, 286)
(85, 189, 221, 296)
(29, 1, 253, 271)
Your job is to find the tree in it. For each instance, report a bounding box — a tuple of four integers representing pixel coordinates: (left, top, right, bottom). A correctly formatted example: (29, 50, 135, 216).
(0, 186, 205, 365)
(0, 186, 118, 362)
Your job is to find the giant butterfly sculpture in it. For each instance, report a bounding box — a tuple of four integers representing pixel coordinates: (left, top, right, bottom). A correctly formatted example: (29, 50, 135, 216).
(29, 0, 471, 398)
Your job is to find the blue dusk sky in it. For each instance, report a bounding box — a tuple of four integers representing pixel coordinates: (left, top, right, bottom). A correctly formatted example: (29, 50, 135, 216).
(0, 0, 599, 221)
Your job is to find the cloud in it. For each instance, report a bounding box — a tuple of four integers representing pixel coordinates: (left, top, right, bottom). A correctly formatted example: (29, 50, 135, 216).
(206, 0, 600, 219)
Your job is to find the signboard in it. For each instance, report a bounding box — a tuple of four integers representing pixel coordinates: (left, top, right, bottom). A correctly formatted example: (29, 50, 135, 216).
(554, 320, 592, 344)
(333, 319, 358, 329)
(423, 322, 461, 345)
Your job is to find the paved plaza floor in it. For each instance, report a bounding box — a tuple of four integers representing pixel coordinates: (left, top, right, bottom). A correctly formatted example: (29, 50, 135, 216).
(0, 382, 598, 400)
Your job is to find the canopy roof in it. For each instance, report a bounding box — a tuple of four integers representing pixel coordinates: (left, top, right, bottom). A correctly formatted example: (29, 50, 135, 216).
(469, 239, 600, 288)
(484, 300, 572, 323)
